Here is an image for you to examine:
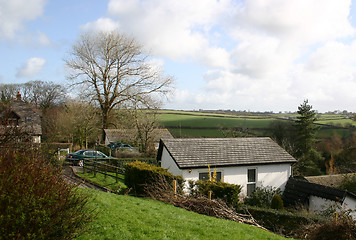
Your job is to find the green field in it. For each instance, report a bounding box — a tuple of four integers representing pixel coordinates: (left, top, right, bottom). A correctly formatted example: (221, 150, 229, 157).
(157, 110, 355, 138)
(76, 188, 289, 240)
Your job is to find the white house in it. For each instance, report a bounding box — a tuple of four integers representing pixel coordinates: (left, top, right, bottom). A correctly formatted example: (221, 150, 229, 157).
(157, 137, 297, 197)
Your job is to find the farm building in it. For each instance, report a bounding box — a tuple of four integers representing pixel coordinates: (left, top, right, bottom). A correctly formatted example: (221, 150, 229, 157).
(157, 137, 297, 197)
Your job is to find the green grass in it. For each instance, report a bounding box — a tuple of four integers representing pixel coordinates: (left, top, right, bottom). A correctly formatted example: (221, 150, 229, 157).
(77, 171, 126, 193)
(157, 111, 355, 138)
(76, 189, 290, 240)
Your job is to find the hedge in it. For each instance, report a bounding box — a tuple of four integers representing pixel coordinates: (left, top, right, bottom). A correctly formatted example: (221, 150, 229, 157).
(194, 180, 241, 206)
(124, 161, 183, 196)
(237, 206, 325, 236)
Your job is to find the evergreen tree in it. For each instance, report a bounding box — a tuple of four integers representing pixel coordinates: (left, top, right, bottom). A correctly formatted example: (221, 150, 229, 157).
(294, 100, 324, 176)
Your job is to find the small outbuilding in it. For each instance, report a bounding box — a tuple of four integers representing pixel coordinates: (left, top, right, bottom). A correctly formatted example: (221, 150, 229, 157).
(157, 137, 297, 196)
(283, 177, 356, 219)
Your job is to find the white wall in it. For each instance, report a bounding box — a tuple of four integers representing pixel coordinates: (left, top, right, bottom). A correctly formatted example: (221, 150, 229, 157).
(160, 147, 182, 176)
(33, 135, 41, 143)
(161, 150, 292, 196)
(309, 196, 340, 213)
(342, 196, 356, 220)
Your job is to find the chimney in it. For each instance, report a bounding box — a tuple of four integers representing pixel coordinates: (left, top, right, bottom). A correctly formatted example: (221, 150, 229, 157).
(16, 92, 21, 100)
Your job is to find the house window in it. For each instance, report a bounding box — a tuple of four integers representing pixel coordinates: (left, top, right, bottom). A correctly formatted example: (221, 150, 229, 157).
(247, 169, 257, 196)
(7, 118, 18, 126)
(199, 172, 222, 182)
(25, 117, 32, 123)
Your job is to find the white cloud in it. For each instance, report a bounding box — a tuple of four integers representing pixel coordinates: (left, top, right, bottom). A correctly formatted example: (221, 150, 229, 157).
(37, 31, 52, 46)
(16, 57, 46, 78)
(107, 0, 229, 60)
(81, 17, 120, 33)
(231, 0, 354, 45)
(0, 0, 46, 39)
(102, 0, 356, 111)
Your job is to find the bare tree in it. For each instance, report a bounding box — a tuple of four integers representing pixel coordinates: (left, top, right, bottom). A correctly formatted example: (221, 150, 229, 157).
(0, 80, 67, 109)
(65, 31, 173, 141)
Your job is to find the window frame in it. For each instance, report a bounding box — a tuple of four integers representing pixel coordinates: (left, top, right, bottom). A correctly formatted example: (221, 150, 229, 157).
(198, 171, 222, 182)
(247, 168, 257, 196)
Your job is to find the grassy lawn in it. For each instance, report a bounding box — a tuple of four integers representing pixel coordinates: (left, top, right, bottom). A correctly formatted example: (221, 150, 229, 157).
(76, 171, 127, 193)
(76, 189, 290, 240)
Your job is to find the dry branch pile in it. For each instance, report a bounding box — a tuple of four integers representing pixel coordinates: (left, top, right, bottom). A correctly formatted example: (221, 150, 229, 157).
(145, 174, 265, 230)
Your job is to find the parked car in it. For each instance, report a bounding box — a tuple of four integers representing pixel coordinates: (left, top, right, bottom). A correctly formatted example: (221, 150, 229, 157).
(65, 149, 112, 166)
(107, 142, 136, 152)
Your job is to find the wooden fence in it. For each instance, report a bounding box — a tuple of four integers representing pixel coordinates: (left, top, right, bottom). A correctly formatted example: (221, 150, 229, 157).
(82, 159, 125, 183)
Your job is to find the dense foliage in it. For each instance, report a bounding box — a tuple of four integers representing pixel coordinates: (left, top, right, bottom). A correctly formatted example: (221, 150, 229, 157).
(190, 180, 242, 206)
(0, 150, 92, 239)
(244, 186, 282, 208)
(306, 214, 356, 240)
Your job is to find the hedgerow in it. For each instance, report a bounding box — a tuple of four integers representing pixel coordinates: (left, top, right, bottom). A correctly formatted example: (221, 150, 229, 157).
(124, 161, 183, 196)
(191, 180, 242, 206)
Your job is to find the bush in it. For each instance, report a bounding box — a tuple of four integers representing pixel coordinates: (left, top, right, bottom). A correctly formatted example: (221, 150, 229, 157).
(306, 214, 356, 240)
(244, 186, 282, 208)
(270, 194, 284, 210)
(108, 158, 158, 169)
(193, 180, 241, 206)
(124, 161, 183, 196)
(0, 150, 92, 239)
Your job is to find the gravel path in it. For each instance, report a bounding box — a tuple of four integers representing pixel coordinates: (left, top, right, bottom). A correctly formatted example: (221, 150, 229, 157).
(62, 164, 107, 192)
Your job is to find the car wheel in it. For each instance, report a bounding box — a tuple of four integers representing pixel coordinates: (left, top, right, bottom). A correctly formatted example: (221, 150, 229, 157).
(78, 159, 84, 167)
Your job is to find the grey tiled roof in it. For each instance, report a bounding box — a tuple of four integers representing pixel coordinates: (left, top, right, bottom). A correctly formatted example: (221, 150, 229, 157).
(2, 100, 42, 135)
(159, 137, 297, 169)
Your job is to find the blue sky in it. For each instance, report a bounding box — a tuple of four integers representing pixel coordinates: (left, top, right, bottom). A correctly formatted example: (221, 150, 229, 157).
(1, 0, 356, 112)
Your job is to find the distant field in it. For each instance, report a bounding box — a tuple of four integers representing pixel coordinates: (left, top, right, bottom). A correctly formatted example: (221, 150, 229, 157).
(157, 110, 355, 138)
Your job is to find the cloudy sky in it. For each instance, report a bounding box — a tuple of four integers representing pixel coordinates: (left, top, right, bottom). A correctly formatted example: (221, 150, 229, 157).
(1, 0, 356, 112)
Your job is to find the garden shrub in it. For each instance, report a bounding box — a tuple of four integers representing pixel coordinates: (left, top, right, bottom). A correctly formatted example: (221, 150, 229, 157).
(244, 186, 282, 208)
(194, 180, 241, 206)
(270, 194, 284, 210)
(124, 161, 183, 196)
(0, 150, 92, 240)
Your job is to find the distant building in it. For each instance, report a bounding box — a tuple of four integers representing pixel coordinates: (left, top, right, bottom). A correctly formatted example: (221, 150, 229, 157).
(0, 92, 42, 143)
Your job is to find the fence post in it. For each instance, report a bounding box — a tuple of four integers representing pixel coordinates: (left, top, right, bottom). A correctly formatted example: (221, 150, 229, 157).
(209, 190, 212, 200)
(173, 180, 177, 198)
(83, 160, 85, 173)
(94, 161, 97, 177)
(104, 164, 107, 179)
(115, 167, 118, 183)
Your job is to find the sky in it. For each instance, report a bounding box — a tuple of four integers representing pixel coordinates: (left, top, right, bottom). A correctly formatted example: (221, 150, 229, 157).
(1, 0, 356, 113)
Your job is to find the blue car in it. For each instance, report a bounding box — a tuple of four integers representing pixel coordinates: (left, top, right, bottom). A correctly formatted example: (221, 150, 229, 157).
(65, 149, 112, 166)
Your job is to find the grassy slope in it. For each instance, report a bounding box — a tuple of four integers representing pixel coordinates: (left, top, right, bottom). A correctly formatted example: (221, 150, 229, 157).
(77, 171, 126, 192)
(77, 189, 288, 240)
